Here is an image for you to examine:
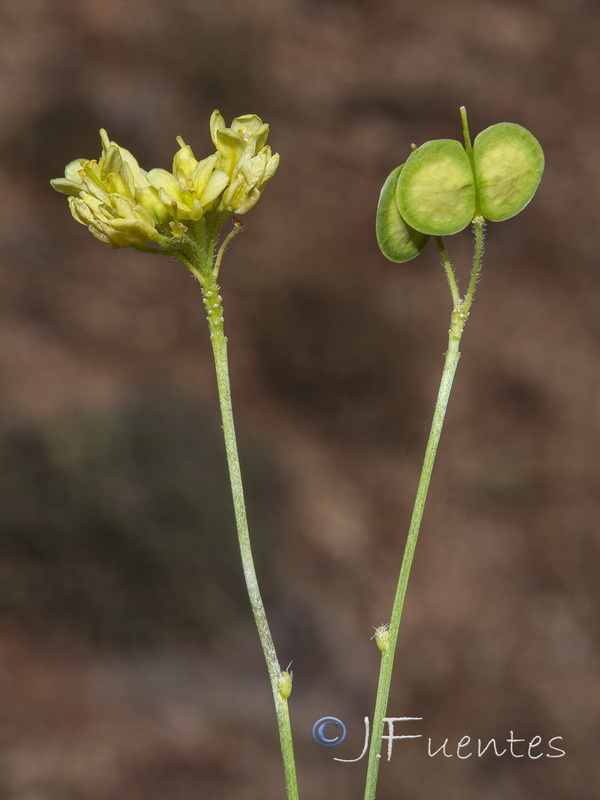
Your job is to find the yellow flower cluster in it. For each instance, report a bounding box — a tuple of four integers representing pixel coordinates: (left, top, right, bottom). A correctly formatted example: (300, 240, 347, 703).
(50, 112, 279, 250)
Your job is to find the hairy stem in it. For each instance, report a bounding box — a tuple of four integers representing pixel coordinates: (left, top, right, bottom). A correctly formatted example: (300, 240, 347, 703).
(200, 262, 300, 800)
(435, 237, 460, 306)
(363, 222, 485, 800)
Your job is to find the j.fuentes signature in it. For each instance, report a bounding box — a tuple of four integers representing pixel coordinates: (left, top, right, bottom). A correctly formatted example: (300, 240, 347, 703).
(312, 717, 565, 762)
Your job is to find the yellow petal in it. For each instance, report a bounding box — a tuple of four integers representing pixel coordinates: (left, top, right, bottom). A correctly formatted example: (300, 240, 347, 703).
(230, 114, 269, 151)
(222, 175, 244, 211)
(117, 146, 144, 179)
(234, 188, 261, 214)
(215, 128, 246, 177)
(200, 169, 229, 206)
(242, 152, 269, 185)
(172, 141, 198, 178)
(147, 168, 181, 202)
(210, 110, 226, 148)
(191, 153, 219, 193)
(110, 216, 158, 244)
(261, 152, 280, 187)
(87, 222, 115, 246)
(139, 186, 171, 225)
(105, 170, 131, 199)
(68, 193, 108, 226)
(187, 198, 205, 222)
(68, 196, 94, 226)
(80, 178, 110, 204)
(101, 144, 124, 179)
(50, 159, 88, 195)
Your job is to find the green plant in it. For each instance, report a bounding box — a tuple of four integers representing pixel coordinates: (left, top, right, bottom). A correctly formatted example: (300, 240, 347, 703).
(50, 111, 299, 799)
(366, 106, 544, 800)
(50, 105, 544, 800)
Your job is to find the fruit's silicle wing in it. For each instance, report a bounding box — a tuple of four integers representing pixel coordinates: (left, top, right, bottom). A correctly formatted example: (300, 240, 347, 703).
(376, 164, 430, 263)
(396, 139, 476, 237)
(473, 123, 544, 223)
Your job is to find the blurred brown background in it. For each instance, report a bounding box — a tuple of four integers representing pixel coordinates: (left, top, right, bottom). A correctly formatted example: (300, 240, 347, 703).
(0, 0, 598, 798)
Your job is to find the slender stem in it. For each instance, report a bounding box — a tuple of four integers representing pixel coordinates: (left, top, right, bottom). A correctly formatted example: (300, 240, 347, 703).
(363, 223, 485, 800)
(363, 325, 463, 800)
(463, 217, 485, 313)
(214, 223, 242, 278)
(201, 267, 300, 800)
(435, 237, 460, 307)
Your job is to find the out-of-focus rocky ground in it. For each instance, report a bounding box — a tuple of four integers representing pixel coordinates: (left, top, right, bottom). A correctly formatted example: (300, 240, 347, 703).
(0, 0, 598, 797)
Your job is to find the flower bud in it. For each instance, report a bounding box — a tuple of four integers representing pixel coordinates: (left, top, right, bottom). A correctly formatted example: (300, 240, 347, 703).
(222, 146, 279, 214)
(373, 624, 390, 653)
(173, 136, 199, 178)
(279, 670, 293, 700)
(139, 186, 171, 225)
(211, 110, 274, 181)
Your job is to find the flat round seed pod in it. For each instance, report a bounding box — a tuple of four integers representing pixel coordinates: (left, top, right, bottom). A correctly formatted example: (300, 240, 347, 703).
(376, 164, 429, 262)
(473, 123, 544, 222)
(396, 140, 476, 236)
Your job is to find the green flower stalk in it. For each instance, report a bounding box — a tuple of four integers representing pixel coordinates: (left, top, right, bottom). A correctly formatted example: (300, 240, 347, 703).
(366, 107, 544, 800)
(51, 111, 298, 800)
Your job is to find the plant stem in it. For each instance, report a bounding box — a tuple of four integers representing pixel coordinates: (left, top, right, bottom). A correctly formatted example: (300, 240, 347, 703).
(464, 217, 485, 313)
(214, 223, 243, 278)
(363, 221, 485, 800)
(201, 265, 300, 800)
(435, 237, 459, 307)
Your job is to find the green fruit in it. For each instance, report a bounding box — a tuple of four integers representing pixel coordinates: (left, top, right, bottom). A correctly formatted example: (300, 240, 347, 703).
(376, 164, 429, 262)
(473, 123, 544, 222)
(396, 139, 476, 236)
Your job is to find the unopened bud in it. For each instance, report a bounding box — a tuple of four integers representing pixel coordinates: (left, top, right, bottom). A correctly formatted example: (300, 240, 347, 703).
(279, 670, 293, 700)
(373, 624, 390, 653)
